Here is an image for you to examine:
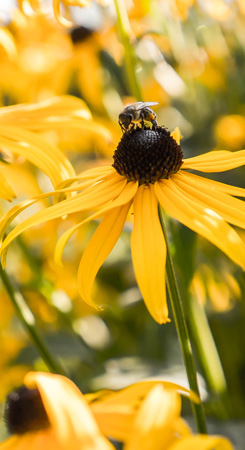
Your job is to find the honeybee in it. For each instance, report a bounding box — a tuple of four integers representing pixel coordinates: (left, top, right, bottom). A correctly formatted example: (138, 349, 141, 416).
(118, 101, 159, 131)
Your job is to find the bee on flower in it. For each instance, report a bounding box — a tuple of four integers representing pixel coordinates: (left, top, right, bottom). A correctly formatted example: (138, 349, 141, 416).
(0, 115, 244, 324)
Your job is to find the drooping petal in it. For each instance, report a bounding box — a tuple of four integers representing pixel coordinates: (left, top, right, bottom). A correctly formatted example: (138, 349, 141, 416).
(182, 150, 245, 172)
(0, 125, 75, 187)
(169, 435, 233, 450)
(88, 379, 200, 407)
(78, 203, 131, 309)
(0, 173, 127, 267)
(24, 372, 113, 450)
(176, 170, 245, 197)
(125, 385, 181, 450)
(155, 180, 245, 270)
(131, 184, 168, 324)
(172, 172, 245, 229)
(54, 181, 138, 265)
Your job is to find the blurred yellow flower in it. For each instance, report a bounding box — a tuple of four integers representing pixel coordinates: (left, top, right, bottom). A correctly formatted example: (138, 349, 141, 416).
(0, 371, 232, 450)
(0, 95, 107, 197)
(0, 127, 244, 324)
(1, 371, 113, 450)
(17, 0, 91, 26)
(190, 264, 241, 313)
(215, 115, 245, 150)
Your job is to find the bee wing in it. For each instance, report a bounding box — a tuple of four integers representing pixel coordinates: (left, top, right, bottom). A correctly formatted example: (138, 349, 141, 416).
(135, 102, 159, 110)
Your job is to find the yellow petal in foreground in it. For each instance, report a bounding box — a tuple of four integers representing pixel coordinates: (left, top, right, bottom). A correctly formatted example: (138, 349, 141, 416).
(125, 385, 183, 450)
(155, 180, 245, 270)
(78, 203, 131, 309)
(24, 372, 114, 450)
(182, 150, 245, 172)
(89, 380, 199, 442)
(169, 435, 233, 450)
(131, 184, 167, 324)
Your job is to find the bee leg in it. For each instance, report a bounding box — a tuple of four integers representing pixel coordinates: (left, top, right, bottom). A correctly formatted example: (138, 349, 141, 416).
(140, 112, 144, 128)
(151, 119, 158, 128)
(118, 120, 125, 132)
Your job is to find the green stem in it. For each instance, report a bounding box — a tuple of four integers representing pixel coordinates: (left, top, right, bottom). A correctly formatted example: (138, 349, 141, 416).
(158, 207, 207, 434)
(0, 267, 66, 376)
(113, 0, 143, 100)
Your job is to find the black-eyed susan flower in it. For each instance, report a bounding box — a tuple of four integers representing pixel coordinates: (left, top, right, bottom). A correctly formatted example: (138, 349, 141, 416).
(0, 371, 199, 450)
(1, 371, 233, 450)
(1, 371, 113, 450)
(0, 126, 244, 324)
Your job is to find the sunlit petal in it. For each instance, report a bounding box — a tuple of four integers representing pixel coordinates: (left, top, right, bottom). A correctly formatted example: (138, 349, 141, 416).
(0, 174, 127, 267)
(0, 96, 91, 127)
(182, 150, 245, 171)
(131, 184, 168, 324)
(125, 385, 181, 450)
(177, 171, 245, 197)
(172, 172, 245, 229)
(55, 181, 138, 265)
(155, 180, 245, 269)
(24, 372, 113, 450)
(169, 435, 233, 450)
(0, 125, 75, 187)
(78, 203, 131, 309)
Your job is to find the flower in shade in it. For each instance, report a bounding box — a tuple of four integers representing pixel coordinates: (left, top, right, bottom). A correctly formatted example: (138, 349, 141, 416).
(1, 371, 233, 450)
(0, 126, 244, 324)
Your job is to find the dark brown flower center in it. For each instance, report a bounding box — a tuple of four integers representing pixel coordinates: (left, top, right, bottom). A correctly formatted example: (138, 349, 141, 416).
(113, 126, 183, 184)
(4, 386, 50, 434)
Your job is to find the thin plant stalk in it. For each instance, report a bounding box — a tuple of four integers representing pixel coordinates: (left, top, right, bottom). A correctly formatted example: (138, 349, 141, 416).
(158, 207, 207, 434)
(113, 0, 143, 101)
(0, 267, 66, 376)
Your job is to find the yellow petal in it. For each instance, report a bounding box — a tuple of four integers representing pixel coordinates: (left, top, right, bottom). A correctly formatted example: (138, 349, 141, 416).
(0, 125, 75, 187)
(171, 127, 182, 145)
(131, 184, 168, 324)
(125, 385, 181, 450)
(0, 28, 17, 61)
(155, 180, 245, 270)
(24, 372, 113, 450)
(172, 172, 245, 229)
(177, 170, 245, 197)
(78, 203, 131, 309)
(169, 435, 233, 450)
(0, 173, 127, 267)
(55, 181, 138, 265)
(0, 170, 16, 201)
(0, 96, 91, 127)
(52, 0, 73, 27)
(182, 150, 245, 172)
(91, 382, 190, 444)
(88, 380, 200, 407)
